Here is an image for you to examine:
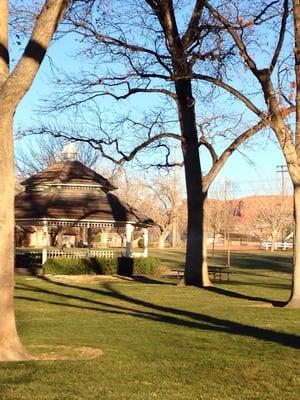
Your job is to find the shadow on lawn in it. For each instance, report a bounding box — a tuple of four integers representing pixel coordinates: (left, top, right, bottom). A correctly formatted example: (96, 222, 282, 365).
(209, 252, 293, 273)
(206, 287, 286, 307)
(15, 278, 300, 350)
(129, 276, 176, 285)
(215, 278, 291, 291)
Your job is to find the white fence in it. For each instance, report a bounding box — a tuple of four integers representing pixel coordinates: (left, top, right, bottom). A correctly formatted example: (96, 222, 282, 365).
(47, 249, 116, 259)
(261, 242, 293, 250)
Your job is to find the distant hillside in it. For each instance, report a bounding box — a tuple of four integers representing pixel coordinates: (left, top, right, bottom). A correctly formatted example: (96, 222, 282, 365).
(206, 194, 293, 240)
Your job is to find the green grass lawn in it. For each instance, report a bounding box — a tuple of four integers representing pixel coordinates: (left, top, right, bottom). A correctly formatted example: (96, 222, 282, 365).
(2, 249, 300, 400)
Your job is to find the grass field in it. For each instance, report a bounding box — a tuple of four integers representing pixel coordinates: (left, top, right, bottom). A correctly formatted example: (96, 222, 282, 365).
(1, 249, 300, 400)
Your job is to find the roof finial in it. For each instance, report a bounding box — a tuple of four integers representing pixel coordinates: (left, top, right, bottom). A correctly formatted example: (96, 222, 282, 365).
(61, 143, 79, 161)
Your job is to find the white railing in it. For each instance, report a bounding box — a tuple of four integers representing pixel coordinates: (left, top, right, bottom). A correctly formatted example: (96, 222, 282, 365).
(261, 241, 293, 250)
(47, 249, 116, 259)
(131, 252, 145, 258)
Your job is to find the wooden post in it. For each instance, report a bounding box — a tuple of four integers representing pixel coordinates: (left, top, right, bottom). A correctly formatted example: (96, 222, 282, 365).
(143, 228, 148, 258)
(125, 223, 134, 257)
(87, 227, 93, 248)
(42, 220, 48, 265)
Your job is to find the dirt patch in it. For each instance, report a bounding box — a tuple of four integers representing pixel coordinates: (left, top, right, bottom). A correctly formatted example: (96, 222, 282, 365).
(158, 265, 172, 275)
(28, 345, 103, 361)
(246, 302, 274, 308)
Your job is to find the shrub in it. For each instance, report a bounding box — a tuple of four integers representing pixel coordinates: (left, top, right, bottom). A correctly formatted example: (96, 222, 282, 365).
(95, 257, 118, 275)
(43, 257, 97, 275)
(117, 257, 160, 276)
(43, 256, 160, 276)
(15, 252, 42, 268)
(132, 257, 160, 275)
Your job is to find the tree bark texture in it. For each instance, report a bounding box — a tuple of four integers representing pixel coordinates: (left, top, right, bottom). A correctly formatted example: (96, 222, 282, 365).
(0, 112, 29, 360)
(294, 0, 300, 158)
(175, 78, 207, 286)
(287, 184, 300, 307)
(158, 231, 169, 249)
(286, 1, 300, 307)
(0, 0, 68, 361)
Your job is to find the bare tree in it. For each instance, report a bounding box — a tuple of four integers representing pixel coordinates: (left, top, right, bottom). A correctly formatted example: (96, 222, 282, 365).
(139, 177, 184, 249)
(16, 134, 102, 177)
(206, 198, 223, 253)
(199, 0, 300, 306)
(252, 198, 293, 251)
(114, 172, 185, 249)
(0, 0, 69, 361)
(37, 0, 266, 287)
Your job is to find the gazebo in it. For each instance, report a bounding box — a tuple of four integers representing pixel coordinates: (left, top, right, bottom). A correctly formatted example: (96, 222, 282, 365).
(15, 149, 154, 264)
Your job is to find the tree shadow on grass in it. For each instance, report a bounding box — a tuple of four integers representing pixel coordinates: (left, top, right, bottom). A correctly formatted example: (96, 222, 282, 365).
(205, 287, 286, 307)
(208, 251, 293, 273)
(214, 277, 291, 290)
(15, 278, 300, 350)
(229, 254, 292, 273)
(126, 276, 176, 285)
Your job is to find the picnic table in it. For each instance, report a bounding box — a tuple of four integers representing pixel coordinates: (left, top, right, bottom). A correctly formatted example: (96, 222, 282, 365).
(208, 266, 231, 281)
(169, 266, 231, 281)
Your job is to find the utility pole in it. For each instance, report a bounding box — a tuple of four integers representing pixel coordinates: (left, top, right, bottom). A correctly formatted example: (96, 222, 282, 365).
(224, 179, 231, 267)
(276, 164, 288, 242)
(276, 165, 288, 197)
(171, 145, 179, 248)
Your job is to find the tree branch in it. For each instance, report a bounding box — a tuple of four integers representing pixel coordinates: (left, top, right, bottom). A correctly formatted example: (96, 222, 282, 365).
(270, 0, 289, 73)
(3, 0, 68, 108)
(203, 119, 266, 190)
(204, 1, 259, 75)
(24, 127, 183, 165)
(199, 136, 218, 165)
(182, 0, 205, 49)
(193, 72, 267, 119)
(68, 20, 173, 75)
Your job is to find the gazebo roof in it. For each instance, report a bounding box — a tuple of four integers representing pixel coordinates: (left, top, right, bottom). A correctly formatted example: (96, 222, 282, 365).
(15, 160, 154, 227)
(21, 160, 117, 191)
(15, 189, 153, 226)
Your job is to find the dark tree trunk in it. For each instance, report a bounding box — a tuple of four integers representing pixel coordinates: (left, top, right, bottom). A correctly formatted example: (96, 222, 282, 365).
(175, 78, 207, 286)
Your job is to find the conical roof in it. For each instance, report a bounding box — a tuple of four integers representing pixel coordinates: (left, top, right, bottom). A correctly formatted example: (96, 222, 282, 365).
(16, 161, 154, 226)
(21, 160, 117, 191)
(15, 189, 153, 225)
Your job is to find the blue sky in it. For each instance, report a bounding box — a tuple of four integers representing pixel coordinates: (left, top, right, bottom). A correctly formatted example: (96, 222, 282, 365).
(13, 4, 290, 197)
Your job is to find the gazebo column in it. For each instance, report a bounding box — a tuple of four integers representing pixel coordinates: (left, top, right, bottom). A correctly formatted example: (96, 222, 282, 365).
(42, 220, 48, 265)
(87, 227, 93, 248)
(143, 228, 148, 258)
(125, 223, 134, 257)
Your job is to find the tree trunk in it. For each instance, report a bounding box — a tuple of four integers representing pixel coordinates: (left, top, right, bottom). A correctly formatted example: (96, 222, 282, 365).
(158, 230, 169, 249)
(171, 219, 177, 248)
(158, 237, 165, 249)
(0, 111, 28, 360)
(286, 183, 300, 307)
(175, 78, 206, 286)
(0, 0, 68, 360)
(202, 211, 212, 287)
(271, 238, 276, 252)
(211, 227, 216, 256)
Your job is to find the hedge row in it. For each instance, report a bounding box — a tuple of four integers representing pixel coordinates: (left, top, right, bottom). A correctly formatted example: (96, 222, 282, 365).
(43, 256, 160, 276)
(15, 252, 42, 268)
